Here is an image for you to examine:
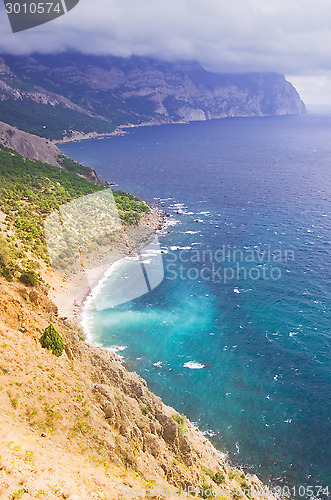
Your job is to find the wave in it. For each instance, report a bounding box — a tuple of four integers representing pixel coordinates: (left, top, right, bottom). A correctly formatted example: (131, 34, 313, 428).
(107, 345, 127, 353)
(163, 217, 181, 228)
(183, 361, 205, 369)
(202, 429, 219, 437)
(80, 259, 125, 343)
(169, 245, 192, 251)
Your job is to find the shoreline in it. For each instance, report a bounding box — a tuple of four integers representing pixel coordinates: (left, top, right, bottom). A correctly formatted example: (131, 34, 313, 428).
(50, 205, 167, 337)
(54, 126, 127, 144)
(54, 113, 306, 145)
(54, 117, 203, 144)
(45, 201, 280, 498)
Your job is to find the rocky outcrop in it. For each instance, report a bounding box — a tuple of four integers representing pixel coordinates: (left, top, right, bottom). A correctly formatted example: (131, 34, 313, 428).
(0, 120, 63, 166)
(0, 120, 106, 184)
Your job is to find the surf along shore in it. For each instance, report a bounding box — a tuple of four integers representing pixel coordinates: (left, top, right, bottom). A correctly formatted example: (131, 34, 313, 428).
(49, 205, 166, 332)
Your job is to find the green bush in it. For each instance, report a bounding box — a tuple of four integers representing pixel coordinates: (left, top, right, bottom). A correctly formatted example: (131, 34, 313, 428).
(232, 490, 244, 500)
(213, 472, 225, 485)
(240, 481, 252, 499)
(141, 405, 150, 415)
(19, 269, 39, 287)
(228, 470, 235, 480)
(171, 413, 186, 436)
(202, 468, 226, 486)
(39, 324, 64, 357)
(0, 235, 18, 281)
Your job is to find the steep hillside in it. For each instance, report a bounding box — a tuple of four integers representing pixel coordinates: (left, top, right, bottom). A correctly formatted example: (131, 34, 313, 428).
(0, 120, 64, 166)
(0, 121, 109, 184)
(0, 53, 305, 140)
(0, 275, 275, 500)
(0, 145, 150, 279)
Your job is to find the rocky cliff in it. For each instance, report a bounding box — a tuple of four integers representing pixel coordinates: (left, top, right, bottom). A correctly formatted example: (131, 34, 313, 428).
(0, 270, 276, 500)
(0, 120, 63, 165)
(0, 217, 277, 499)
(0, 53, 305, 140)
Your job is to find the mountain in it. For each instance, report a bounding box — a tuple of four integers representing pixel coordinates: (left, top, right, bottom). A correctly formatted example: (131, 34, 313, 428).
(0, 120, 107, 184)
(0, 120, 64, 166)
(0, 53, 305, 140)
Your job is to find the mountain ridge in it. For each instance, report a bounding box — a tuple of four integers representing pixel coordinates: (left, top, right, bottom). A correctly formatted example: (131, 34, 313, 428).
(0, 53, 305, 140)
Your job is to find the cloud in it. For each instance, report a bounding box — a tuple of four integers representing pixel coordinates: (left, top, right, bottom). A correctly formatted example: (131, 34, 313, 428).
(0, 0, 331, 78)
(286, 73, 331, 105)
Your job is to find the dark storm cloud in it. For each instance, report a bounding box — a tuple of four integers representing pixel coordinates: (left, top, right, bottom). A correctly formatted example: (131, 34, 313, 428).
(0, 0, 331, 75)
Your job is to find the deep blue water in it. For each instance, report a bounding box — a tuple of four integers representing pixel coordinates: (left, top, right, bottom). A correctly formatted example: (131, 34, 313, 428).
(59, 114, 331, 496)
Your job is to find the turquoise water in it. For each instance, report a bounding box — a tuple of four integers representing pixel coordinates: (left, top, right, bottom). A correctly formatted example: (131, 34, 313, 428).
(59, 114, 330, 496)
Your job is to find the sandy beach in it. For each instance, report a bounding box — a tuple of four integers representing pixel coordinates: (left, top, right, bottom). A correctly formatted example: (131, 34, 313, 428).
(48, 207, 166, 333)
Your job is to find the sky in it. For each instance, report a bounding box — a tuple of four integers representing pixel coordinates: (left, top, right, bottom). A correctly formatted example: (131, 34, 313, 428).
(1, 0, 331, 105)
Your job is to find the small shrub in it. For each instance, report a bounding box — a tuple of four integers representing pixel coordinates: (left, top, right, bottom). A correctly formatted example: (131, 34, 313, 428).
(39, 324, 64, 357)
(141, 405, 149, 415)
(19, 269, 38, 287)
(11, 396, 18, 408)
(171, 413, 186, 436)
(241, 481, 252, 499)
(199, 483, 215, 498)
(202, 468, 226, 486)
(202, 467, 214, 478)
(228, 470, 235, 480)
(77, 327, 86, 341)
(213, 471, 226, 485)
(232, 491, 243, 500)
(10, 489, 26, 499)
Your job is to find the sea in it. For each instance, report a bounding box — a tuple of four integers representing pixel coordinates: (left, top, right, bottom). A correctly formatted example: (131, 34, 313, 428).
(59, 112, 331, 498)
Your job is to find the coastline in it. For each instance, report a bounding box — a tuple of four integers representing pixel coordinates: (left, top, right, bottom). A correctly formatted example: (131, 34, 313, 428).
(54, 117, 190, 144)
(54, 126, 127, 144)
(50, 206, 166, 335)
(0, 178, 279, 499)
(47, 205, 280, 499)
(53, 113, 305, 145)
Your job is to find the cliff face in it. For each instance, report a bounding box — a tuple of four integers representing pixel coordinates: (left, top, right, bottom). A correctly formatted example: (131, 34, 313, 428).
(0, 274, 276, 500)
(0, 120, 63, 166)
(0, 120, 104, 185)
(0, 53, 305, 139)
